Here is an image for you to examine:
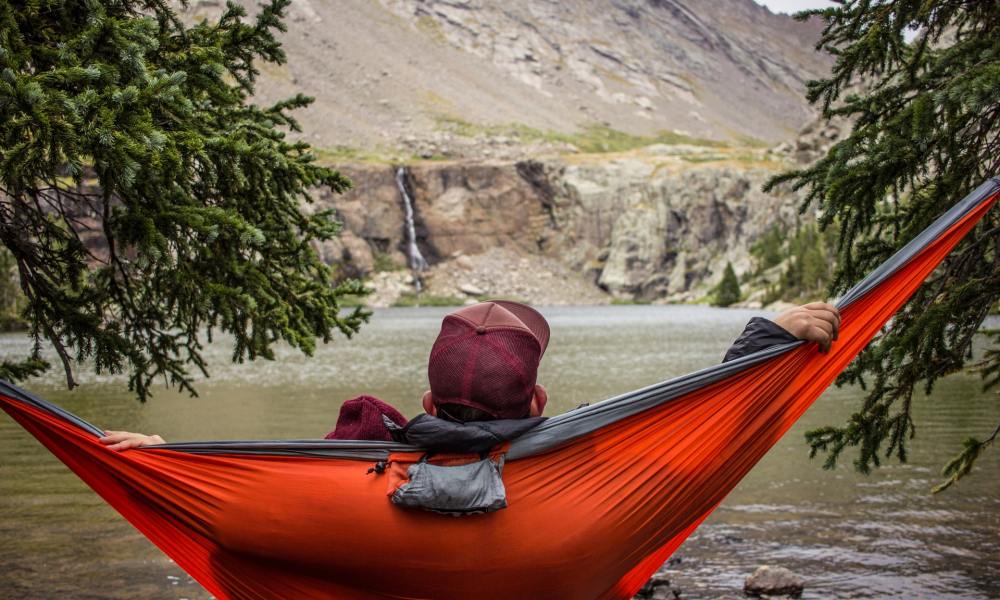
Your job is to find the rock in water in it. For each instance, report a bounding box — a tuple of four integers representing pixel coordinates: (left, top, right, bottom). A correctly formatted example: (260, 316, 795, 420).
(633, 572, 681, 599)
(743, 566, 804, 598)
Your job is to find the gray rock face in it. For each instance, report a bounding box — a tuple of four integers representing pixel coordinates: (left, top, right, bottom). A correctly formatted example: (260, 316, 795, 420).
(549, 159, 804, 301)
(743, 565, 805, 598)
(598, 204, 666, 295)
(321, 153, 808, 305)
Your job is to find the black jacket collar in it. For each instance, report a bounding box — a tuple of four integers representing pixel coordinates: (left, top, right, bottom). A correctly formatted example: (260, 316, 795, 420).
(384, 413, 545, 454)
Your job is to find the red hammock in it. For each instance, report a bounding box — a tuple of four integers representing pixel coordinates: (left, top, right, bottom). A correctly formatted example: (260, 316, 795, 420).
(2, 179, 998, 600)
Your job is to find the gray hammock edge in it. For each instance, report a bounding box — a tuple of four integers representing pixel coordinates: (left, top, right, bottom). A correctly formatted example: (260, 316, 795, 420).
(1, 177, 997, 462)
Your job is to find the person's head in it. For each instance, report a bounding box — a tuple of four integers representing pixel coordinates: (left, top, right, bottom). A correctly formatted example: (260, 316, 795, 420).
(421, 300, 549, 422)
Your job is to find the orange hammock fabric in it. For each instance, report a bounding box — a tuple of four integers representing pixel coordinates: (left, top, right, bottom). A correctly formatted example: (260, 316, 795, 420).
(2, 179, 998, 600)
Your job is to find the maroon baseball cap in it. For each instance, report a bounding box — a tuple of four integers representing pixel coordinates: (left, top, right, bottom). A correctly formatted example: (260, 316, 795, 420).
(428, 300, 550, 420)
(325, 395, 408, 441)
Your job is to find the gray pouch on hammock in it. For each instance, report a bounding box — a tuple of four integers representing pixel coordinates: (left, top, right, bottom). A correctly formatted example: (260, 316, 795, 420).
(391, 454, 507, 516)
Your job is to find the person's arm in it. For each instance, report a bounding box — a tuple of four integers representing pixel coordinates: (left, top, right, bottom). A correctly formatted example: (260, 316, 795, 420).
(723, 302, 840, 363)
(99, 431, 164, 451)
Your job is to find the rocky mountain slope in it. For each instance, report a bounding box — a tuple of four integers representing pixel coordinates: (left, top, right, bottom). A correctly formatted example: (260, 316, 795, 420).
(184, 0, 831, 151)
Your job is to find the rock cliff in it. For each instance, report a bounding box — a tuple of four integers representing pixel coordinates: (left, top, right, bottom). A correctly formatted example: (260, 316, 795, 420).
(319, 150, 807, 306)
(551, 157, 800, 301)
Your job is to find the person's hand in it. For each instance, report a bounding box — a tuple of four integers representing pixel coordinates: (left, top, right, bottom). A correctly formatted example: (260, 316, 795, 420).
(772, 302, 841, 353)
(99, 431, 164, 451)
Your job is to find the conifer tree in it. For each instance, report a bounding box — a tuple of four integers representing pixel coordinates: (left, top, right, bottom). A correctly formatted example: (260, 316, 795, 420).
(0, 0, 367, 399)
(766, 1, 999, 490)
(714, 262, 741, 307)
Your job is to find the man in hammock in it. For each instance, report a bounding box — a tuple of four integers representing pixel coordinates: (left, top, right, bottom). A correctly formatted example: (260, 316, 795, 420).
(100, 300, 840, 451)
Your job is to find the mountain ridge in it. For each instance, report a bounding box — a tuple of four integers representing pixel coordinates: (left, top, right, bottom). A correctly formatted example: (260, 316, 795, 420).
(185, 0, 832, 153)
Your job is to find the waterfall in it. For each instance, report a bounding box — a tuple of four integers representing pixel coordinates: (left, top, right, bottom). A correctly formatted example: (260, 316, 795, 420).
(395, 167, 428, 286)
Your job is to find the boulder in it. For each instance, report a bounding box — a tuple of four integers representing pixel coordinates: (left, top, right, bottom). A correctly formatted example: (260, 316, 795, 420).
(458, 283, 486, 296)
(366, 271, 416, 308)
(633, 572, 675, 599)
(743, 566, 804, 598)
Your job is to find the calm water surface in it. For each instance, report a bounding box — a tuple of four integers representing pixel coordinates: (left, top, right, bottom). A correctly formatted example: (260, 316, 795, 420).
(1, 306, 998, 599)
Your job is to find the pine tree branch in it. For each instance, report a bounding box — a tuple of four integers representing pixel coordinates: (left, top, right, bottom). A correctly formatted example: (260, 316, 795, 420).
(933, 420, 1000, 493)
(0, 0, 369, 398)
(775, 0, 1000, 487)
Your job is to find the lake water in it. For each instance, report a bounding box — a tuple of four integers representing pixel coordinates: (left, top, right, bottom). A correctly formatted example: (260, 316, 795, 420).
(1, 306, 998, 599)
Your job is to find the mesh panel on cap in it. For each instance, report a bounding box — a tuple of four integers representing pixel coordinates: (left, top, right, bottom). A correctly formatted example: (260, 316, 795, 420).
(428, 315, 541, 420)
(490, 300, 550, 355)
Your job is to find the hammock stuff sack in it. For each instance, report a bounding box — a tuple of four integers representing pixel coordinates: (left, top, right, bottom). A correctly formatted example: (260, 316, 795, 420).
(2, 178, 998, 600)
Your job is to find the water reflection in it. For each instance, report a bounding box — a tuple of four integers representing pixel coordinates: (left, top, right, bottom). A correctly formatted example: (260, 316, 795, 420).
(1, 306, 998, 598)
